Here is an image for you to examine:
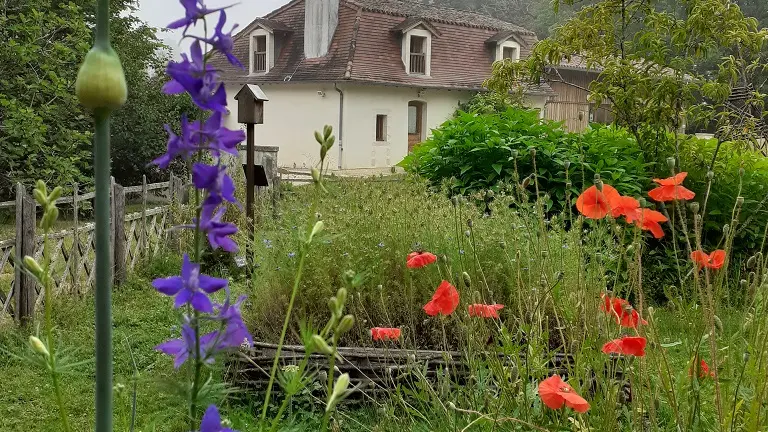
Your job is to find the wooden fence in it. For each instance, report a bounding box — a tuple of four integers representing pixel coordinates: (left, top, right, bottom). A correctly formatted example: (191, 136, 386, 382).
(0, 173, 186, 325)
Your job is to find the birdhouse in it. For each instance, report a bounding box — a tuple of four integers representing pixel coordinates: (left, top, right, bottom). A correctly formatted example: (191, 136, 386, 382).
(234, 84, 269, 124)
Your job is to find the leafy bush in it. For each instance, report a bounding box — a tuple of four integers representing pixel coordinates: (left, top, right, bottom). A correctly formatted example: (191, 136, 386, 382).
(399, 107, 651, 213)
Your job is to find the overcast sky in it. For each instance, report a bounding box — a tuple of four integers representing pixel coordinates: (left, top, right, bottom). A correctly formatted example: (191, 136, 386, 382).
(135, 0, 287, 56)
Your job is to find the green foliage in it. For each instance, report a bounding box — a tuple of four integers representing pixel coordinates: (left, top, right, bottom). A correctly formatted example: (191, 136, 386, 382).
(398, 107, 651, 209)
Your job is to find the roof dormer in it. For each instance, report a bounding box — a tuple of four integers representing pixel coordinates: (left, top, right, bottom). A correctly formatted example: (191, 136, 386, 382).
(486, 31, 525, 62)
(248, 19, 292, 75)
(392, 18, 440, 77)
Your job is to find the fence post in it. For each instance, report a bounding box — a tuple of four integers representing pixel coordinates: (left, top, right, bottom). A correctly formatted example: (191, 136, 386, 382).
(141, 175, 147, 259)
(112, 182, 126, 285)
(72, 183, 80, 294)
(14, 183, 36, 325)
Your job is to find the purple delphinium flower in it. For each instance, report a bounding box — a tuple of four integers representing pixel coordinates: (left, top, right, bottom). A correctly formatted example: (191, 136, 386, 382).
(199, 207, 238, 253)
(167, 0, 226, 31)
(287, 252, 296, 258)
(155, 325, 219, 368)
(152, 115, 197, 168)
(216, 295, 252, 348)
(199, 405, 236, 432)
(152, 254, 228, 313)
(192, 163, 237, 207)
(164, 41, 228, 113)
(199, 111, 245, 157)
(193, 11, 242, 68)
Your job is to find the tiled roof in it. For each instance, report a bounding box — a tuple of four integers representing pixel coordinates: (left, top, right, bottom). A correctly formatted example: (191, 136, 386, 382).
(212, 0, 551, 94)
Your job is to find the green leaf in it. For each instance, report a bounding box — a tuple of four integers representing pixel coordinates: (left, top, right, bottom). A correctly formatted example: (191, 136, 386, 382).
(492, 164, 503, 175)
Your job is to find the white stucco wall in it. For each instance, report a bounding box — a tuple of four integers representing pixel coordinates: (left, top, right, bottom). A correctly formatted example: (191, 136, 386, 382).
(223, 82, 549, 169)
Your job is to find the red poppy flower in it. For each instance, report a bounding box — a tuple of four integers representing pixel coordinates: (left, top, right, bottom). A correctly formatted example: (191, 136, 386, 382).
(690, 250, 726, 270)
(625, 208, 667, 239)
(600, 293, 647, 328)
(576, 184, 620, 219)
(406, 251, 438, 269)
(538, 375, 590, 413)
(689, 359, 716, 379)
(602, 336, 647, 357)
(370, 327, 401, 341)
(468, 304, 504, 318)
(610, 195, 640, 219)
(648, 172, 696, 202)
(423, 280, 460, 316)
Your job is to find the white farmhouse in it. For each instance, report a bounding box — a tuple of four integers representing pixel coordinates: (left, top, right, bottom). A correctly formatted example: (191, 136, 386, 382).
(211, 0, 554, 169)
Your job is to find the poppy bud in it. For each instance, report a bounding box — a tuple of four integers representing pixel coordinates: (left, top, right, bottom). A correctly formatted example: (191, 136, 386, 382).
(29, 336, 49, 357)
(666, 157, 676, 170)
(521, 176, 531, 189)
(707, 171, 714, 180)
(595, 180, 603, 191)
(467, 219, 473, 228)
(747, 255, 757, 269)
(75, 46, 128, 112)
(337, 314, 355, 334)
(472, 290, 481, 303)
(462, 272, 471, 287)
(749, 271, 756, 282)
(736, 196, 744, 207)
(23, 256, 44, 279)
(311, 335, 334, 356)
(689, 202, 700, 214)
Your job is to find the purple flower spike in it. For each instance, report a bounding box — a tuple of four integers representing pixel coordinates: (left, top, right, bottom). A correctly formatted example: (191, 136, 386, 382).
(192, 163, 237, 207)
(216, 295, 252, 347)
(165, 41, 228, 113)
(152, 254, 228, 313)
(200, 207, 239, 253)
(152, 115, 197, 168)
(155, 325, 220, 368)
(167, 0, 229, 31)
(199, 405, 236, 432)
(194, 11, 242, 68)
(202, 112, 245, 157)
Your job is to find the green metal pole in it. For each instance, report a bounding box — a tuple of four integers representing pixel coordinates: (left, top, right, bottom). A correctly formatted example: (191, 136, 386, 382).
(94, 0, 113, 430)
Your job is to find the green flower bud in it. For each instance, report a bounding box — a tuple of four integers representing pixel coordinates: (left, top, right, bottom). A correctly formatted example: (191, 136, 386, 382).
(75, 46, 128, 112)
(29, 336, 49, 357)
(41, 207, 59, 231)
(47, 186, 63, 204)
(666, 157, 676, 170)
(311, 168, 321, 183)
(311, 335, 334, 356)
(328, 297, 338, 314)
(323, 125, 334, 140)
(315, 130, 324, 145)
(23, 256, 44, 279)
(326, 373, 350, 412)
(35, 180, 48, 198)
(336, 288, 348, 308)
(308, 220, 324, 243)
(462, 271, 471, 287)
(33, 189, 47, 207)
(337, 314, 355, 334)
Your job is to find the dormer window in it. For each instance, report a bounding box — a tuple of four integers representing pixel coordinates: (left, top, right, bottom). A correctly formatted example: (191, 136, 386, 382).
(249, 28, 273, 74)
(496, 40, 521, 62)
(402, 29, 432, 76)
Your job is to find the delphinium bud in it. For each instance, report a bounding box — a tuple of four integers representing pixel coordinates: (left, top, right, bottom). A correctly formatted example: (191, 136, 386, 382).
(75, 46, 128, 112)
(29, 336, 49, 357)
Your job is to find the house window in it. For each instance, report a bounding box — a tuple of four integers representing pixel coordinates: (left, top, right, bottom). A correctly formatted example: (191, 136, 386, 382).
(253, 35, 267, 73)
(375, 115, 388, 142)
(409, 36, 427, 74)
(502, 46, 517, 60)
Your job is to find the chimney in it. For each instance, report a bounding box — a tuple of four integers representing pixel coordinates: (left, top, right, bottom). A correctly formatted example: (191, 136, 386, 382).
(304, 0, 339, 58)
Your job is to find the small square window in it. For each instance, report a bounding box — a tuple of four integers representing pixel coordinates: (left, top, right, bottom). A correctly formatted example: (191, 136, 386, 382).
(375, 115, 387, 142)
(502, 46, 517, 60)
(253, 35, 268, 73)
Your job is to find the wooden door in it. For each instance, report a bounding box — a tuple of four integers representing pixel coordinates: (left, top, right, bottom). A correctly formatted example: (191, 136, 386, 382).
(408, 102, 423, 152)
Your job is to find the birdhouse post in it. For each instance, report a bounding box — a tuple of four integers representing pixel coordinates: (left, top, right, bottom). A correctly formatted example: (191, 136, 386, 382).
(234, 84, 269, 228)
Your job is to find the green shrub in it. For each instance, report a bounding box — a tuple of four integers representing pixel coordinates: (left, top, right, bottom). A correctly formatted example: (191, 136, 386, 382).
(399, 107, 651, 213)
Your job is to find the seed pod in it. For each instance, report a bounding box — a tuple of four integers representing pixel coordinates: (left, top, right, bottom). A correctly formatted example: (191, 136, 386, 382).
(510, 150, 519, 159)
(689, 202, 700, 214)
(723, 224, 730, 235)
(462, 272, 471, 287)
(740, 279, 748, 290)
(736, 196, 745, 207)
(707, 170, 714, 180)
(521, 176, 531, 189)
(743, 351, 751, 363)
(529, 147, 537, 157)
(467, 219, 473, 228)
(29, 336, 49, 357)
(336, 315, 355, 334)
(464, 230, 471, 238)
(451, 196, 459, 207)
(564, 160, 571, 170)
(75, 46, 128, 111)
